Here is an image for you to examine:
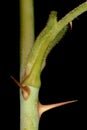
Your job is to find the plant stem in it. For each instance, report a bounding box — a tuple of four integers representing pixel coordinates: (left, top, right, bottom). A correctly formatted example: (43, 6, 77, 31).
(20, 86, 39, 130)
(56, 1, 87, 34)
(20, 0, 36, 130)
(20, 0, 34, 81)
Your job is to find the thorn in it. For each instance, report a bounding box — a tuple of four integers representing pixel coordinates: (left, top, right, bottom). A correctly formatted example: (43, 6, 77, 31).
(69, 21, 72, 30)
(10, 76, 30, 100)
(11, 76, 22, 89)
(38, 100, 78, 118)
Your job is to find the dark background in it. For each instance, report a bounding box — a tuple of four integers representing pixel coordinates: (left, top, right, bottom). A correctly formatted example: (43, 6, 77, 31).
(0, 0, 87, 130)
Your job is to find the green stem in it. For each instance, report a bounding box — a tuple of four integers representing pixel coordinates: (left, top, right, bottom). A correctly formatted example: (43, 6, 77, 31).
(20, 0, 35, 130)
(20, 87, 39, 130)
(20, 0, 34, 81)
(56, 1, 87, 34)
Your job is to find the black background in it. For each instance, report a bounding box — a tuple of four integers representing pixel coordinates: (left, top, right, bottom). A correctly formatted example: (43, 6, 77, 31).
(0, 0, 87, 130)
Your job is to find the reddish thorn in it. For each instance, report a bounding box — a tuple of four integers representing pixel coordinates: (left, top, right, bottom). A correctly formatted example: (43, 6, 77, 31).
(38, 100, 78, 118)
(10, 76, 30, 100)
(69, 21, 72, 30)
